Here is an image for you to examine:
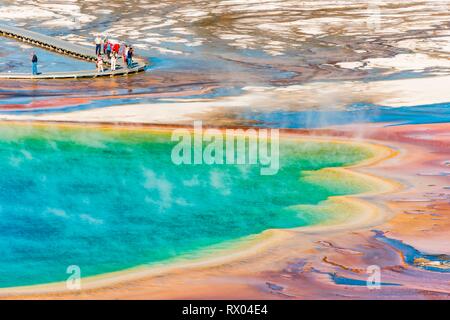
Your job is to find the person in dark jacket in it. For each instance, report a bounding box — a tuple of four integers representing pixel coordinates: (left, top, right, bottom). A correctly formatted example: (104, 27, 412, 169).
(31, 52, 38, 75)
(127, 47, 134, 68)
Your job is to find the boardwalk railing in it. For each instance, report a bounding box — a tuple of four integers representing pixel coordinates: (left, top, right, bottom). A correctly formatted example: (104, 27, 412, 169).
(0, 24, 97, 62)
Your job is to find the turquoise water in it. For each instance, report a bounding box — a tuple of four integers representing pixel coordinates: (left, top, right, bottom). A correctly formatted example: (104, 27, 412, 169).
(0, 125, 372, 288)
(242, 101, 450, 128)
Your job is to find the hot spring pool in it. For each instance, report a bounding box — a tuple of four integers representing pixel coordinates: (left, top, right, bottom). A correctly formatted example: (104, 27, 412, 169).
(0, 124, 374, 288)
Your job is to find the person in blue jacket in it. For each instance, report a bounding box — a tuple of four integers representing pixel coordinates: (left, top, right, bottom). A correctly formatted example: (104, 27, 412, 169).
(31, 52, 38, 75)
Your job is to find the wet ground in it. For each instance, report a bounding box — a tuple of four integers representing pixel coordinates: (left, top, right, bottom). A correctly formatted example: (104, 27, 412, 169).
(0, 37, 93, 74)
(0, 1, 448, 116)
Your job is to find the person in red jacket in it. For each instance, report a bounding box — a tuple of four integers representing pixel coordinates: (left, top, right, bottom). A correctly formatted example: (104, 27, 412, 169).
(113, 42, 120, 54)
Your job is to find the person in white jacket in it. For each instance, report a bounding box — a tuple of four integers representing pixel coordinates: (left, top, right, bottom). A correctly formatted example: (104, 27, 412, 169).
(95, 35, 102, 55)
(111, 52, 117, 71)
(97, 54, 104, 72)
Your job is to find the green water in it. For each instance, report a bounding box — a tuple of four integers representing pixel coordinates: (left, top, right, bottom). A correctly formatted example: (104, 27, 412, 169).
(0, 125, 373, 288)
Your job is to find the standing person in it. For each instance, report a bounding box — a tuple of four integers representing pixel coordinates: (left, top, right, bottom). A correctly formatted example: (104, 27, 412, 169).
(113, 42, 120, 55)
(95, 34, 102, 55)
(97, 54, 104, 72)
(106, 41, 112, 59)
(31, 52, 38, 75)
(103, 37, 108, 54)
(111, 52, 117, 71)
(127, 46, 134, 68)
(123, 45, 129, 67)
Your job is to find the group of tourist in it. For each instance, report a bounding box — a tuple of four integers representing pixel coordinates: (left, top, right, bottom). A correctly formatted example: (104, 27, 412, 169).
(29, 34, 136, 75)
(95, 35, 134, 73)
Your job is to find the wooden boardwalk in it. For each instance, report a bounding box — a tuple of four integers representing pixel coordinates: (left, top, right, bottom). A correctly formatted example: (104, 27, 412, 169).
(0, 24, 148, 79)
